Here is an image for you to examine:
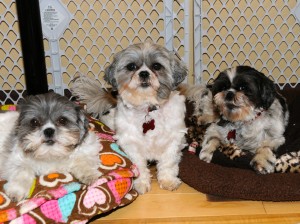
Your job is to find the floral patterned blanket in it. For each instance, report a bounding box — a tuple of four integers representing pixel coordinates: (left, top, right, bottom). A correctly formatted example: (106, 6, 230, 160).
(0, 106, 139, 223)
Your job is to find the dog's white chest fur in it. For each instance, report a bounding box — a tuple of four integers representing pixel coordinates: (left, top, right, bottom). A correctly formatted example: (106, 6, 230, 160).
(0, 111, 19, 148)
(114, 91, 187, 160)
(210, 98, 286, 153)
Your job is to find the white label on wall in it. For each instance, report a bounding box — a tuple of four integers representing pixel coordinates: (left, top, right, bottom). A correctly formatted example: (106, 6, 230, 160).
(42, 4, 64, 31)
(40, 0, 71, 40)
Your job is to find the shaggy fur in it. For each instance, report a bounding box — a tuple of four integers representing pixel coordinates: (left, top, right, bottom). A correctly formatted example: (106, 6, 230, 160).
(185, 66, 289, 174)
(197, 66, 289, 174)
(71, 42, 188, 194)
(0, 92, 102, 202)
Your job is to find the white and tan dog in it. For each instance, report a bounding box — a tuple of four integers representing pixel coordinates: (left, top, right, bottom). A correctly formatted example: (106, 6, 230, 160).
(71, 42, 188, 194)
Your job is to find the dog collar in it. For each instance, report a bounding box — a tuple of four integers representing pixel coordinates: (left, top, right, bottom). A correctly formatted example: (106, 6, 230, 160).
(147, 105, 158, 112)
(245, 110, 264, 124)
(253, 110, 263, 119)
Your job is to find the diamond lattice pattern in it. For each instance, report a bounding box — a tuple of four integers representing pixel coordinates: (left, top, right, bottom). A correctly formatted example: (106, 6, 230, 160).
(44, 0, 186, 93)
(0, 0, 25, 104)
(201, 0, 300, 89)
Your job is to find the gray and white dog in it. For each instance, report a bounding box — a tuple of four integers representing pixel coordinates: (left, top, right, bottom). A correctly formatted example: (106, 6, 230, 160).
(199, 66, 289, 174)
(0, 92, 102, 202)
(71, 42, 188, 194)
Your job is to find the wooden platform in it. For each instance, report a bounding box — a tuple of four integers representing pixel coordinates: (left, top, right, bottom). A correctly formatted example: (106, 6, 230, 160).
(92, 166, 300, 223)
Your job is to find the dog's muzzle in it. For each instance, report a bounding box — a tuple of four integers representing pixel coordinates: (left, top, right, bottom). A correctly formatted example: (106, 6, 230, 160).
(139, 71, 150, 87)
(225, 91, 235, 101)
(44, 128, 55, 145)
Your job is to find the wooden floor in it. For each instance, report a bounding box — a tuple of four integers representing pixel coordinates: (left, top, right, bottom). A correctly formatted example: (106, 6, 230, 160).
(92, 166, 300, 224)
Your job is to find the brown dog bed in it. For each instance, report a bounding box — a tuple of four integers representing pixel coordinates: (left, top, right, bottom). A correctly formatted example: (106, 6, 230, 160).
(179, 86, 300, 201)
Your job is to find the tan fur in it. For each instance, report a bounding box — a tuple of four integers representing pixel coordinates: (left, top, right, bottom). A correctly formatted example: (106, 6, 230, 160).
(214, 92, 255, 122)
(119, 71, 160, 107)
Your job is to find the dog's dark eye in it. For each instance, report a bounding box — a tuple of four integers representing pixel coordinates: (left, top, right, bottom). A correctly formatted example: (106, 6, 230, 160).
(152, 63, 162, 71)
(57, 117, 68, 126)
(126, 63, 137, 71)
(217, 85, 228, 92)
(30, 118, 40, 128)
(237, 85, 247, 91)
(221, 86, 228, 91)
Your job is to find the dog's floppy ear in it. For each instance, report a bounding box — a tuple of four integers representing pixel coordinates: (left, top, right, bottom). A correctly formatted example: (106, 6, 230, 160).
(104, 58, 118, 90)
(17, 97, 27, 110)
(257, 72, 276, 110)
(17, 95, 39, 114)
(170, 54, 188, 88)
(75, 105, 89, 140)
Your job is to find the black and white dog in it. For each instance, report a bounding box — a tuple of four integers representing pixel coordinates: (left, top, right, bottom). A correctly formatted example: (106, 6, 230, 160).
(199, 66, 289, 174)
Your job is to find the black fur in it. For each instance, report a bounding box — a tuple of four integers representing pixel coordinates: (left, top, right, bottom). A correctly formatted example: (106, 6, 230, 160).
(212, 65, 280, 110)
(235, 66, 276, 110)
(104, 63, 118, 90)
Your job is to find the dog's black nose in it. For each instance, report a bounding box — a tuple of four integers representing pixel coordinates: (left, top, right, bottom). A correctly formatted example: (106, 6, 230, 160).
(225, 91, 235, 101)
(139, 71, 150, 79)
(44, 128, 55, 138)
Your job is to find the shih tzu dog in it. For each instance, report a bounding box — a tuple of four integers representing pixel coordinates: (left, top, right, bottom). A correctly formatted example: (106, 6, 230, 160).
(71, 42, 188, 194)
(0, 92, 102, 202)
(181, 84, 219, 154)
(199, 66, 289, 174)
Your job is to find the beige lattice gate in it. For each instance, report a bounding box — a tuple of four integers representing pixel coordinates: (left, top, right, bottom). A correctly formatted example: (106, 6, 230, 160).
(43, 0, 191, 95)
(199, 0, 300, 89)
(1, 0, 300, 104)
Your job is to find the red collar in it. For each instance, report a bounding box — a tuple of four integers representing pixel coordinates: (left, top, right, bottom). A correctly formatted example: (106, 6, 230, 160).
(254, 111, 263, 119)
(148, 105, 158, 112)
(245, 110, 264, 124)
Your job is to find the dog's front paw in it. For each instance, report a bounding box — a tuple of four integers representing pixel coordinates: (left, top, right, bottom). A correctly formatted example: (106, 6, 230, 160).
(4, 182, 30, 202)
(74, 170, 102, 185)
(199, 138, 220, 162)
(134, 178, 151, 194)
(199, 149, 213, 163)
(159, 177, 181, 191)
(250, 148, 276, 174)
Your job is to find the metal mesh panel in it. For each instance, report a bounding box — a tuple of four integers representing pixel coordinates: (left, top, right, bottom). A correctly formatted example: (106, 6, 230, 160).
(43, 0, 188, 94)
(0, 0, 25, 104)
(199, 0, 300, 89)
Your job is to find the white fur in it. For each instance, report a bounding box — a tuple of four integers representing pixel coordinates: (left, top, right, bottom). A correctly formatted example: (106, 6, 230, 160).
(114, 91, 187, 193)
(182, 84, 218, 125)
(71, 43, 188, 194)
(199, 66, 288, 174)
(201, 98, 286, 164)
(0, 112, 102, 202)
(0, 111, 19, 148)
(227, 67, 236, 82)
